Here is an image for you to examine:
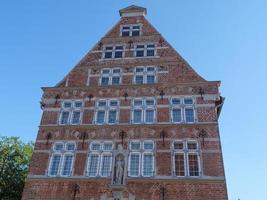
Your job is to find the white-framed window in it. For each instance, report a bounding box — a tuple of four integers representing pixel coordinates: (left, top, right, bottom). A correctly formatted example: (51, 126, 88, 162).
(121, 24, 141, 37)
(131, 98, 156, 124)
(59, 101, 83, 125)
(134, 66, 157, 84)
(172, 140, 201, 177)
(86, 141, 113, 177)
(135, 44, 156, 57)
(103, 45, 124, 59)
(48, 142, 76, 177)
(128, 140, 154, 177)
(95, 99, 119, 124)
(100, 68, 121, 86)
(170, 97, 196, 123)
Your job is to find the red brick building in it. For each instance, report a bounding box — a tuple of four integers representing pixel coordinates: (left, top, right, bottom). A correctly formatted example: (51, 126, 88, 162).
(22, 5, 228, 200)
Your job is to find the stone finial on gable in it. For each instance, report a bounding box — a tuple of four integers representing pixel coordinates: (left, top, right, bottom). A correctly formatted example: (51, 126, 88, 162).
(119, 5, 147, 17)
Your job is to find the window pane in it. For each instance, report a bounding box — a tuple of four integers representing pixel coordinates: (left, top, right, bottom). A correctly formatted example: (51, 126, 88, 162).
(172, 109, 182, 123)
(147, 75, 155, 83)
(131, 142, 141, 150)
(66, 143, 75, 151)
(147, 44, 155, 48)
(132, 25, 140, 29)
(135, 75, 143, 84)
(110, 100, 118, 107)
(133, 100, 142, 106)
(96, 111, 105, 124)
(108, 110, 117, 124)
(115, 46, 123, 50)
(136, 50, 144, 57)
(185, 108, 194, 123)
(63, 102, 72, 108)
(175, 154, 185, 176)
(105, 46, 113, 50)
(112, 77, 120, 85)
(91, 143, 101, 151)
(101, 154, 112, 177)
(173, 141, 184, 150)
(129, 154, 140, 176)
(101, 77, 109, 85)
(74, 101, 83, 108)
(61, 155, 73, 176)
(114, 51, 123, 58)
(122, 31, 130, 37)
(103, 143, 113, 151)
(145, 110, 154, 123)
(49, 155, 61, 176)
(172, 98, 181, 105)
(144, 142, 154, 150)
(102, 69, 110, 74)
(184, 98, 193, 104)
(187, 142, 198, 150)
(136, 45, 144, 49)
(188, 154, 199, 176)
(132, 30, 140, 36)
(133, 110, 142, 123)
(87, 154, 99, 177)
(113, 69, 121, 74)
(104, 52, 112, 59)
(135, 67, 144, 72)
(60, 111, 69, 124)
(143, 154, 153, 177)
(71, 111, 81, 124)
(146, 99, 155, 106)
(122, 26, 130, 30)
(147, 66, 155, 72)
(54, 143, 64, 151)
(147, 49, 155, 57)
(98, 101, 107, 107)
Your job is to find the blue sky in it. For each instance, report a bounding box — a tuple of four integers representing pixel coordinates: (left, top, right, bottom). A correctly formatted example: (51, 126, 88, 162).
(1, 0, 267, 199)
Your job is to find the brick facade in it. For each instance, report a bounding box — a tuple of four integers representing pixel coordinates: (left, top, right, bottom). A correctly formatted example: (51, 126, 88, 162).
(22, 5, 228, 200)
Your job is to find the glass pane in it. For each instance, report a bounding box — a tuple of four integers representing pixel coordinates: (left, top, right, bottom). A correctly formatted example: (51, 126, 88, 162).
(147, 66, 155, 72)
(147, 75, 155, 83)
(101, 77, 109, 85)
(147, 49, 155, 57)
(60, 111, 69, 124)
(122, 31, 130, 37)
(122, 26, 130, 30)
(136, 45, 144, 49)
(143, 154, 153, 176)
(131, 141, 141, 150)
(104, 52, 112, 59)
(135, 75, 143, 84)
(113, 69, 121, 74)
(108, 110, 117, 124)
(112, 77, 120, 85)
(145, 110, 154, 123)
(63, 102, 72, 108)
(87, 154, 99, 176)
(184, 98, 193, 104)
(172, 98, 181, 105)
(146, 99, 155, 106)
(175, 154, 185, 176)
(98, 101, 107, 107)
(114, 51, 123, 58)
(143, 142, 154, 150)
(61, 155, 73, 176)
(91, 143, 101, 151)
(100, 154, 112, 177)
(173, 141, 184, 150)
(133, 100, 142, 106)
(66, 143, 75, 151)
(133, 110, 142, 123)
(115, 46, 123, 50)
(102, 69, 110, 74)
(110, 100, 118, 107)
(105, 46, 113, 50)
(136, 50, 144, 57)
(49, 155, 61, 176)
(147, 44, 155, 48)
(54, 143, 64, 151)
(97, 111, 105, 124)
(129, 154, 140, 176)
(185, 108, 194, 123)
(135, 67, 144, 72)
(132, 25, 140, 29)
(103, 143, 113, 151)
(188, 154, 199, 176)
(74, 101, 83, 108)
(187, 142, 198, 150)
(172, 109, 182, 123)
(132, 30, 140, 36)
(71, 111, 80, 124)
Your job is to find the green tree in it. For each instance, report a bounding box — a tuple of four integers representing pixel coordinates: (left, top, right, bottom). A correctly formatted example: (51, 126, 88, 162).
(0, 136, 34, 200)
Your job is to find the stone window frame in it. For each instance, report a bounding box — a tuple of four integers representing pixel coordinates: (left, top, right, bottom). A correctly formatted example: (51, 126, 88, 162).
(102, 44, 126, 59)
(131, 97, 157, 124)
(59, 100, 84, 125)
(47, 142, 76, 177)
(134, 43, 157, 57)
(86, 141, 113, 178)
(120, 24, 143, 37)
(169, 96, 197, 124)
(128, 140, 155, 178)
(172, 140, 201, 177)
(99, 68, 122, 86)
(94, 99, 120, 125)
(133, 66, 157, 84)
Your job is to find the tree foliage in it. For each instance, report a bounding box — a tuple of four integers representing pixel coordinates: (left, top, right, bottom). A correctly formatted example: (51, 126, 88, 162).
(0, 136, 34, 200)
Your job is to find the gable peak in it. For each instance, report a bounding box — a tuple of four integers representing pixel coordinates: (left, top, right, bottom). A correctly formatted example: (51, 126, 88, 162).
(119, 5, 147, 17)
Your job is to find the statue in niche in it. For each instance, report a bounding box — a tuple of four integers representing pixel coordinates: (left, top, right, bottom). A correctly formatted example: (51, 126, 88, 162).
(114, 154, 124, 185)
